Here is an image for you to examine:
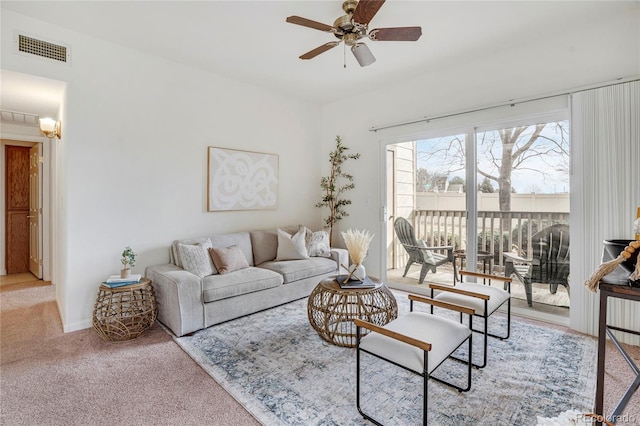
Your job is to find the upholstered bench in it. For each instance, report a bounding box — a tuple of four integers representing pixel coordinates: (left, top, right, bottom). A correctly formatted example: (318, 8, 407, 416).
(354, 294, 474, 425)
(430, 270, 511, 368)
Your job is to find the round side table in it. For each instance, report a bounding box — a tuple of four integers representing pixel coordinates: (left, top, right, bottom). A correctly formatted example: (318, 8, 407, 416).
(93, 278, 157, 342)
(453, 250, 494, 283)
(307, 277, 398, 348)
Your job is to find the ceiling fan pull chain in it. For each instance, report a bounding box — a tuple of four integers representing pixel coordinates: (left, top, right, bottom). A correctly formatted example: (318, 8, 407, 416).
(343, 43, 347, 68)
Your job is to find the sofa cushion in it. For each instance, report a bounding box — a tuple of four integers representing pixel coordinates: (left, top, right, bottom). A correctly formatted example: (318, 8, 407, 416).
(210, 231, 254, 267)
(171, 237, 211, 268)
(202, 267, 283, 303)
(208, 245, 250, 274)
(305, 227, 331, 258)
(250, 225, 300, 265)
(276, 227, 309, 261)
(258, 257, 336, 284)
(177, 240, 217, 277)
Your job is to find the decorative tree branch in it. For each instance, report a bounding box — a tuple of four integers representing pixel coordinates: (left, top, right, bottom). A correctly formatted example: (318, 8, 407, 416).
(316, 136, 361, 246)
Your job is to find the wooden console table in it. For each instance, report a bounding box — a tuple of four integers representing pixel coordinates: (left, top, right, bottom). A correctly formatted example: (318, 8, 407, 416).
(595, 275, 640, 424)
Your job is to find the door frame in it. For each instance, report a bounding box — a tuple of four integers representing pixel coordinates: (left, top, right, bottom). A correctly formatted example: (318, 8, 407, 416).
(29, 144, 43, 278)
(1, 135, 51, 280)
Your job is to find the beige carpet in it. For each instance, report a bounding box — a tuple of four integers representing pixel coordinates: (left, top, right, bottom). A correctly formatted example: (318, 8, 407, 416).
(1, 277, 638, 425)
(0, 281, 258, 426)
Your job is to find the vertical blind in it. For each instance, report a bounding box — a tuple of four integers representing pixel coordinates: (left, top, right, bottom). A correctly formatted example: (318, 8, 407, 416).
(570, 80, 640, 345)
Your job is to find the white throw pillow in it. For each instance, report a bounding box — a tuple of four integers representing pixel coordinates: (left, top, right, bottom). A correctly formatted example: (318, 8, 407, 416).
(276, 227, 309, 261)
(178, 240, 217, 277)
(416, 239, 436, 265)
(305, 227, 331, 258)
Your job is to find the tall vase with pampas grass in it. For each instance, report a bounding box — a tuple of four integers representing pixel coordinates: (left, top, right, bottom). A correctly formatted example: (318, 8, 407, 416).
(341, 228, 373, 282)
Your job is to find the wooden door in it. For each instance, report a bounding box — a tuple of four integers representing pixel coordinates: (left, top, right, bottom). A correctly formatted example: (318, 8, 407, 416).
(5, 146, 30, 273)
(29, 145, 42, 278)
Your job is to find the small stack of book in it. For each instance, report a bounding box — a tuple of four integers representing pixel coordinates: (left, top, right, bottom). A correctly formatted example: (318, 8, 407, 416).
(102, 274, 142, 288)
(335, 275, 376, 289)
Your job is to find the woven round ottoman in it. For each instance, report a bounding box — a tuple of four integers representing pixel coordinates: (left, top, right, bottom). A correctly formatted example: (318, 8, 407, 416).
(307, 277, 398, 348)
(92, 278, 157, 342)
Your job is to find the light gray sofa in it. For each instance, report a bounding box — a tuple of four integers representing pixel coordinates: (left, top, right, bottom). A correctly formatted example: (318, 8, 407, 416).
(145, 225, 348, 337)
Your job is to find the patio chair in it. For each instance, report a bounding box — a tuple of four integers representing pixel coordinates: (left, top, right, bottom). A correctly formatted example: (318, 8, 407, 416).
(429, 270, 511, 368)
(354, 293, 474, 425)
(394, 217, 454, 284)
(503, 224, 570, 307)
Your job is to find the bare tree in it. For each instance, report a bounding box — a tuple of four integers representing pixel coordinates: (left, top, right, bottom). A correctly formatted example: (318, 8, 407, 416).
(477, 123, 569, 212)
(417, 122, 569, 212)
(416, 168, 430, 191)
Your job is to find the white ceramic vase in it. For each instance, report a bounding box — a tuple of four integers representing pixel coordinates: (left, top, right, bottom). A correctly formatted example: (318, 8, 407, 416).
(349, 263, 366, 282)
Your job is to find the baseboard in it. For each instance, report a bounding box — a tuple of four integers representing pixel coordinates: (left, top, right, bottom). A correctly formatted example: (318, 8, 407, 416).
(63, 318, 92, 333)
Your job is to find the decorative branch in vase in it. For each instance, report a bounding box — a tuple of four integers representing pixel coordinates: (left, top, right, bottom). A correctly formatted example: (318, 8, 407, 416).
(316, 135, 360, 246)
(120, 246, 137, 278)
(341, 228, 373, 282)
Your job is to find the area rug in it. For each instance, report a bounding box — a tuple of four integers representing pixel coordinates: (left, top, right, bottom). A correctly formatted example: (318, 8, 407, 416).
(175, 292, 596, 425)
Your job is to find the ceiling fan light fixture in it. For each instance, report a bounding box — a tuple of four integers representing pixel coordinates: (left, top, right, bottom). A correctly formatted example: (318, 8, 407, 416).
(287, 0, 420, 67)
(351, 43, 376, 67)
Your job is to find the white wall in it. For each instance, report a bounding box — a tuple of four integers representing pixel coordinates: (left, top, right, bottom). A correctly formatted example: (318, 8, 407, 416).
(319, 4, 640, 283)
(2, 10, 323, 331)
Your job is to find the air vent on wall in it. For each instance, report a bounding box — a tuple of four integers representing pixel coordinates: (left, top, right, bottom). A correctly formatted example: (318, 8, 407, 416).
(17, 34, 69, 63)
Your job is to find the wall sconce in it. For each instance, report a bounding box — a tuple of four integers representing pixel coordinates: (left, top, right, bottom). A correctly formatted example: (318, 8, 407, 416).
(39, 117, 61, 139)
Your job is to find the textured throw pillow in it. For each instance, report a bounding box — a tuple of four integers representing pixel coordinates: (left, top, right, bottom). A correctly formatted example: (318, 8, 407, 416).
(178, 241, 217, 277)
(417, 239, 436, 265)
(305, 227, 331, 258)
(208, 245, 250, 274)
(275, 227, 309, 261)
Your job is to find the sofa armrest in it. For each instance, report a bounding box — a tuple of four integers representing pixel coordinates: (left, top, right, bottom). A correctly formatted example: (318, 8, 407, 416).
(330, 248, 349, 274)
(145, 264, 204, 337)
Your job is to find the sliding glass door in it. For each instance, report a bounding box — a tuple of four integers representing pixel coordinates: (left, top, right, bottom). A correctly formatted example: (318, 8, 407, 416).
(386, 115, 570, 318)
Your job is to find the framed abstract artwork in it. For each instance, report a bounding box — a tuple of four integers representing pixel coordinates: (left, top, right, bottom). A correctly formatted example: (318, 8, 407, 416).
(207, 147, 279, 211)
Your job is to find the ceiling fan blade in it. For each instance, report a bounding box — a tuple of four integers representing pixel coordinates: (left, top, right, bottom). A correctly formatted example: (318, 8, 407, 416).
(369, 27, 422, 41)
(286, 16, 335, 32)
(300, 42, 340, 60)
(352, 0, 386, 25)
(351, 43, 376, 67)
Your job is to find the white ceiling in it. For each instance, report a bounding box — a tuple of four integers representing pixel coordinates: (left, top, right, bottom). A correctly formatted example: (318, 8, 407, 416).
(0, 0, 635, 118)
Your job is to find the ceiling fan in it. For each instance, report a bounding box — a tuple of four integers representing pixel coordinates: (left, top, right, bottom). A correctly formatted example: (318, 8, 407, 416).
(286, 0, 422, 67)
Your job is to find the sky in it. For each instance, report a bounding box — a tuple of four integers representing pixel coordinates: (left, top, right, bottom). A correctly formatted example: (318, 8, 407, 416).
(415, 122, 570, 194)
